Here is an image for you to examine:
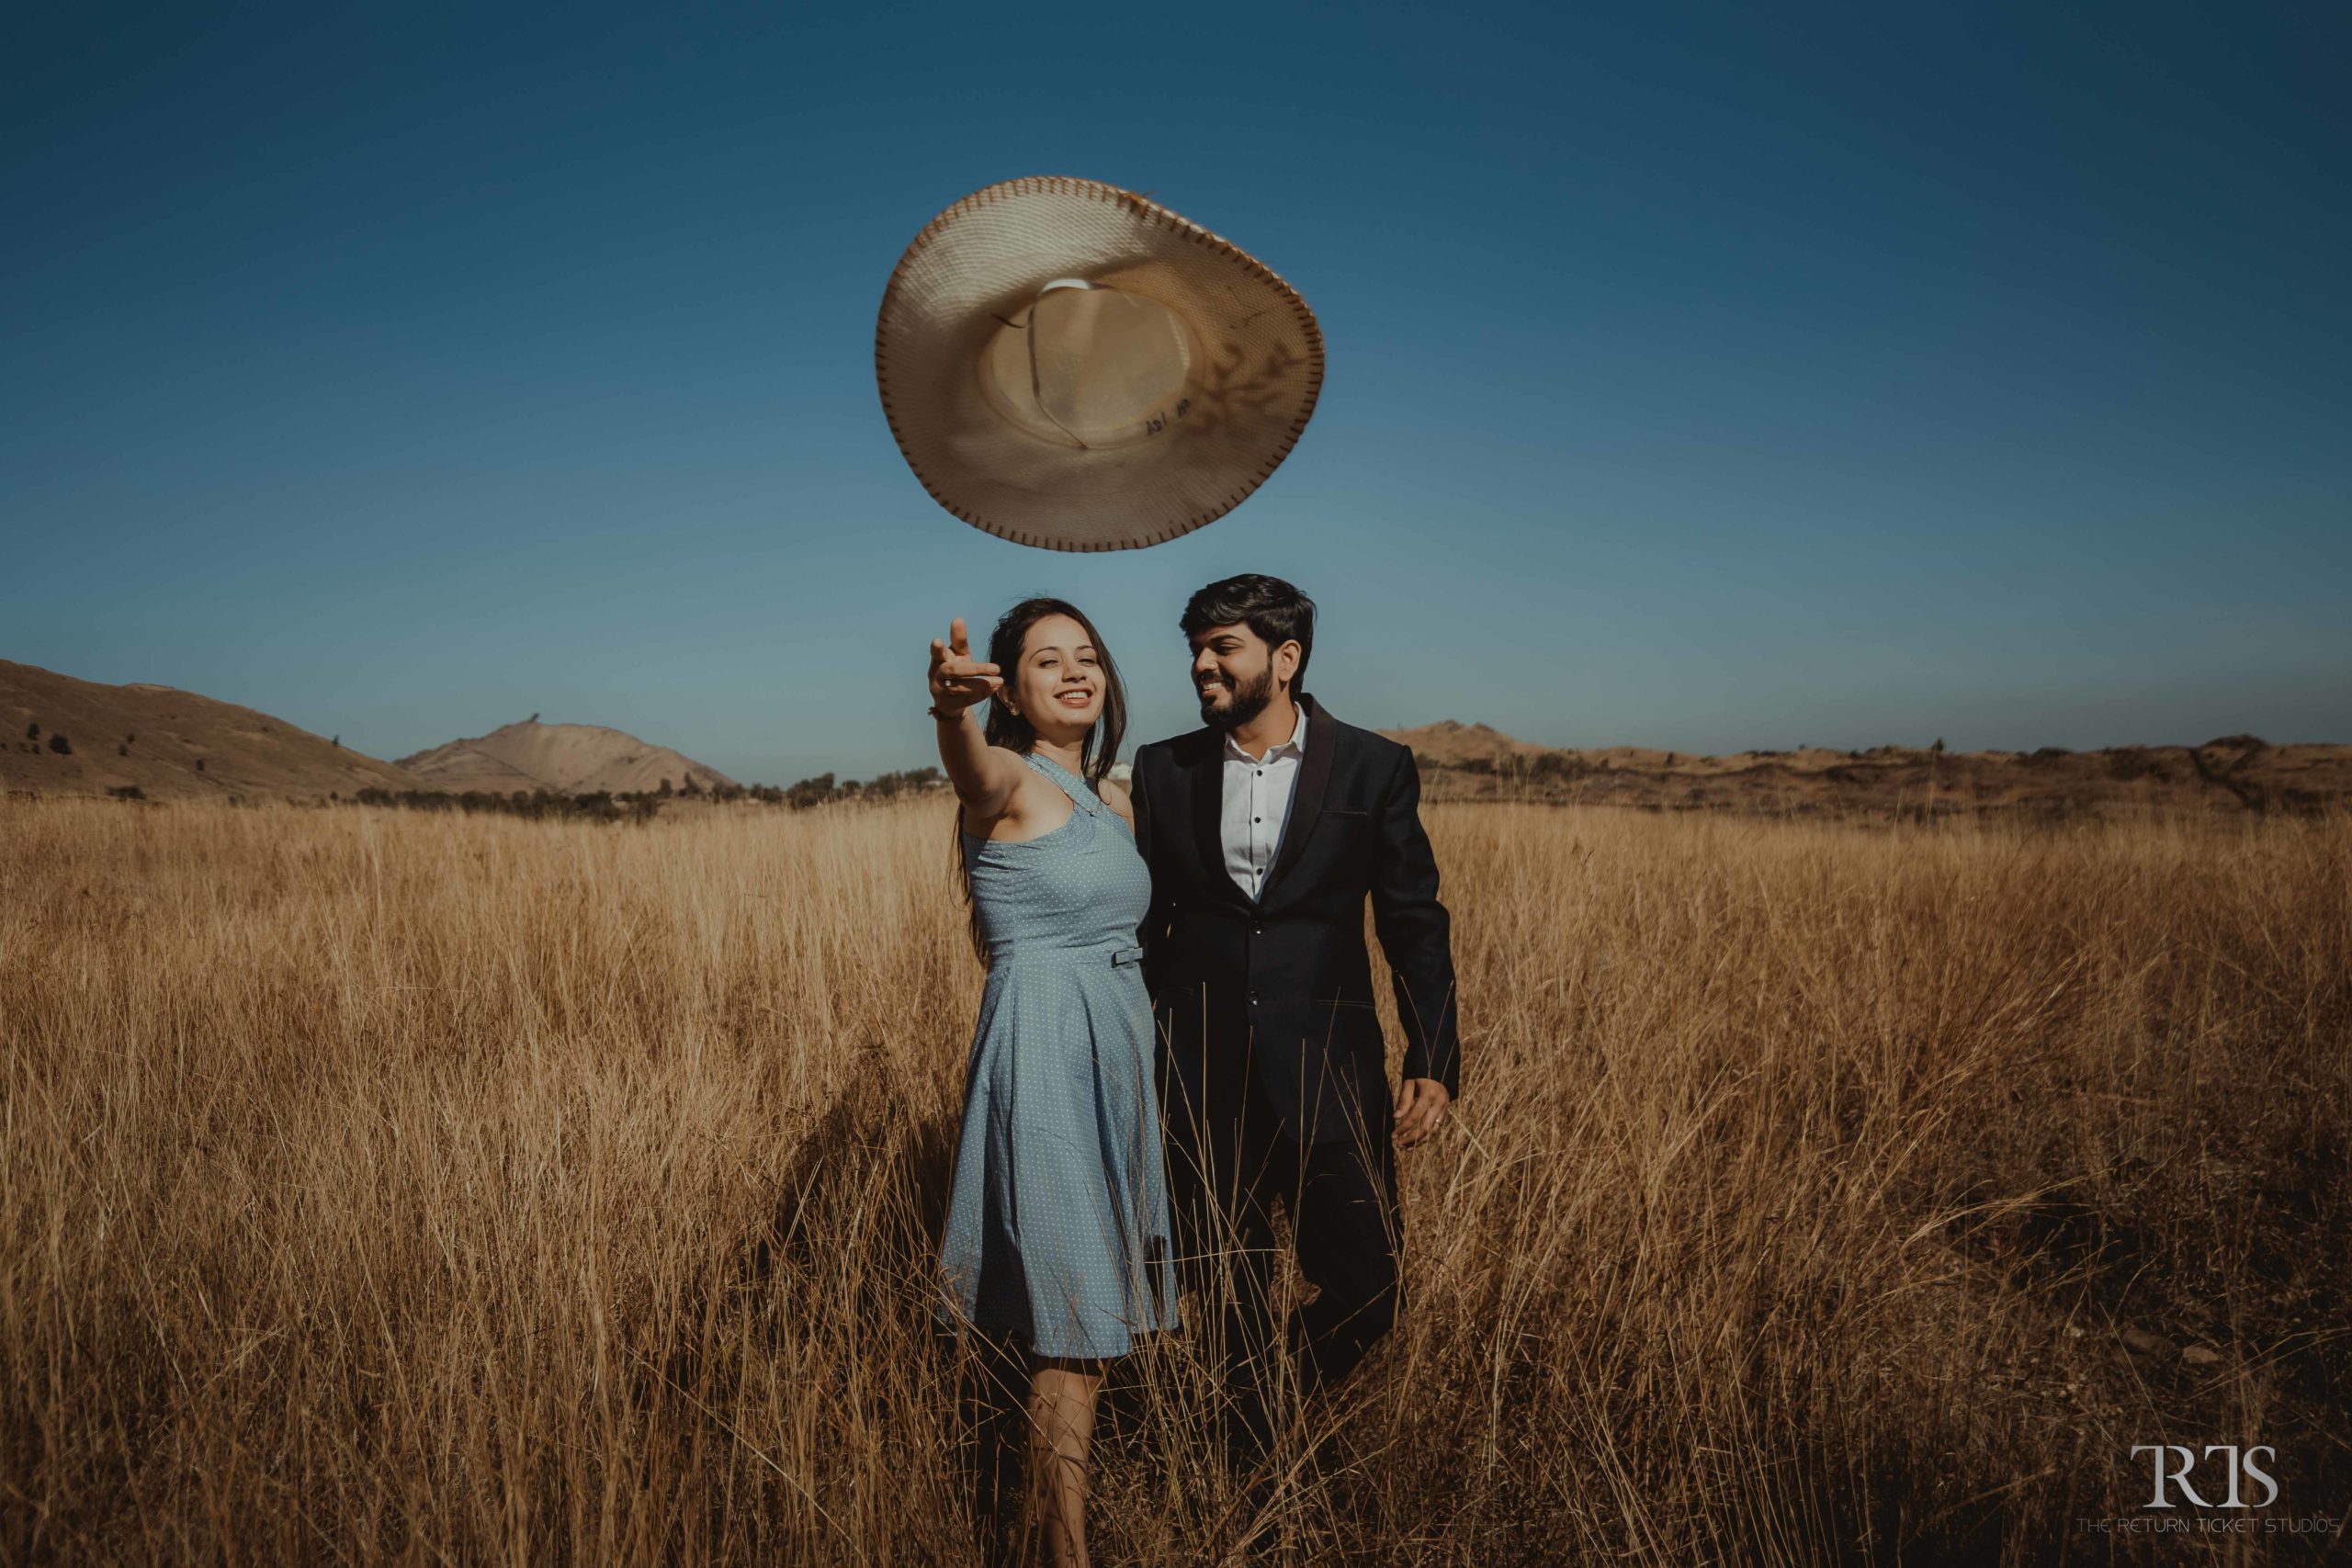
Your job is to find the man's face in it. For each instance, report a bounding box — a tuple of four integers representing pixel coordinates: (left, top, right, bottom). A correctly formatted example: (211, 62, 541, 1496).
(1190, 621, 1289, 731)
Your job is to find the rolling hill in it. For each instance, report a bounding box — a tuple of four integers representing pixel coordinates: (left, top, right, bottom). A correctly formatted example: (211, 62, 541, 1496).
(10, 652, 2341, 820)
(399, 719, 736, 796)
(1, 660, 424, 803)
(1380, 721, 2352, 817)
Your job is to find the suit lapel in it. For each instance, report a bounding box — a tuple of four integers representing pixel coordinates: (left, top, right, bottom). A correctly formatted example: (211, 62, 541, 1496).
(1258, 693, 1335, 906)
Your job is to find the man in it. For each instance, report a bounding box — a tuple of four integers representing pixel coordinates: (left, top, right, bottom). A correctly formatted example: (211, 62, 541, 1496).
(1128, 573, 1461, 1466)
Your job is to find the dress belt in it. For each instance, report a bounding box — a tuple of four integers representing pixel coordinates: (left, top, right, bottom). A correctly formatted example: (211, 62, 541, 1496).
(989, 942, 1145, 969)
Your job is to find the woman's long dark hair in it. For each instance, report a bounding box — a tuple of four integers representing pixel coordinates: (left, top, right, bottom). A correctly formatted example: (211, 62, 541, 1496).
(950, 597, 1129, 964)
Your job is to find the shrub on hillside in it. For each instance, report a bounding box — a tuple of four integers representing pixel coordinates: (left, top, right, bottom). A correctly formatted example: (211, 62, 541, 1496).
(768, 769, 946, 809)
(784, 773, 837, 809)
(862, 767, 944, 800)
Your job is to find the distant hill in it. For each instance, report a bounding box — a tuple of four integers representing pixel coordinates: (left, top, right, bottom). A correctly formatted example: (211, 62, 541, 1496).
(13, 652, 2341, 822)
(400, 719, 735, 796)
(1379, 721, 2352, 818)
(1, 660, 424, 803)
(1380, 720, 1554, 768)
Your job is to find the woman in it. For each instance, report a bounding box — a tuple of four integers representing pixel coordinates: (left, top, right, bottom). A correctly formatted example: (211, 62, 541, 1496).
(926, 597, 1180, 1568)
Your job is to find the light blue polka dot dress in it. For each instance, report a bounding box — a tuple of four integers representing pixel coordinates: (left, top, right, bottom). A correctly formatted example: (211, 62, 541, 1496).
(938, 750, 1182, 1359)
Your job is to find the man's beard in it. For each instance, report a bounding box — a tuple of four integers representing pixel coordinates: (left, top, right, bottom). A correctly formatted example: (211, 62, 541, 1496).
(1197, 665, 1275, 732)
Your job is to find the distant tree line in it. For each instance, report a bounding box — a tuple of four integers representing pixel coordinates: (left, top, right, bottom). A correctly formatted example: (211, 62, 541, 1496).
(744, 767, 946, 809)
(334, 767, 948, 826)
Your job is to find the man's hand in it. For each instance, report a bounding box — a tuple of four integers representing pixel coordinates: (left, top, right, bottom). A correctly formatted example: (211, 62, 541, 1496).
(928, 616, 1001, 714)
(1394, 1077, 1451, 1149)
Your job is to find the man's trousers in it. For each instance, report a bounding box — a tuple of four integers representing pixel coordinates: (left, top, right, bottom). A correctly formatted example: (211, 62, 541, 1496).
(1160, 1025, 1404, 1461)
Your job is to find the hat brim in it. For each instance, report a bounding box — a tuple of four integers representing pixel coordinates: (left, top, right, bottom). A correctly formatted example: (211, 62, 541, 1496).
(876, 177, 1325, 552)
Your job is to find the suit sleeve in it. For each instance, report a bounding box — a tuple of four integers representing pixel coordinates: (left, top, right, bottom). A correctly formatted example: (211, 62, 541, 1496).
(1370, 745, 1461, 1096)
(1130, 749, 1177, 989)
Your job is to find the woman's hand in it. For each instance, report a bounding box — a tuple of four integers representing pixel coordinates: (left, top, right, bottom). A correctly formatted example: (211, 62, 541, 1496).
(929, 615, 1022, 819)
(929, 617, 1001, 715)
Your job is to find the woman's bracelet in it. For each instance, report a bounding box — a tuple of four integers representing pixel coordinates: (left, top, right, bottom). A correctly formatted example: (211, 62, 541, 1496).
(928, 703, 965, 722)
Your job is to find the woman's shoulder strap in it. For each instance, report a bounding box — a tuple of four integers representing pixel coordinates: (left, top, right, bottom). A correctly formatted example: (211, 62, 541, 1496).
(1021, 750, 1101, 815)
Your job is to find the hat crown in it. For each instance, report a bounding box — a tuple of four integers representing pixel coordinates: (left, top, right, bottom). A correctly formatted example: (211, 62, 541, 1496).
(978, 283, 1198, 450)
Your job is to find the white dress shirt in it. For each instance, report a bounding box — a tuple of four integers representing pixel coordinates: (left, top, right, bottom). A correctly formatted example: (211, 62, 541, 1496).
(1222, 704, 1307, 899)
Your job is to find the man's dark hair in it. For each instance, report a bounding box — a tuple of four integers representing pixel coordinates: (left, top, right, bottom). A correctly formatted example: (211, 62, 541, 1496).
(1182, 574, 1317, 690)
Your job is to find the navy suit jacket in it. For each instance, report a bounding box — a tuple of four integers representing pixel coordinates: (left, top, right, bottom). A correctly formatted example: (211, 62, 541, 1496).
(1130, 694, 1461, 1146)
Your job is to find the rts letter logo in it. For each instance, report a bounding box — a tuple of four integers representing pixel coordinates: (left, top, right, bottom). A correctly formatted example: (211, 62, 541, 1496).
(2132, 1445, 2279, 1510)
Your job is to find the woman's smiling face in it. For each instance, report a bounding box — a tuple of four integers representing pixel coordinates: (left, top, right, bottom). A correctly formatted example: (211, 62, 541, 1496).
(1008, 613, 1102, 734)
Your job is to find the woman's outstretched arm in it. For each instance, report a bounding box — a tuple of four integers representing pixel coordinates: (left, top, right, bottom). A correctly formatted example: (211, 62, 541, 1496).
(929, 616, 1024, 818)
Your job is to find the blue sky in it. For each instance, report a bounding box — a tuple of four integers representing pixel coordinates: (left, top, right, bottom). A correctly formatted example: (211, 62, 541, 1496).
(6, 3, 2346, 784)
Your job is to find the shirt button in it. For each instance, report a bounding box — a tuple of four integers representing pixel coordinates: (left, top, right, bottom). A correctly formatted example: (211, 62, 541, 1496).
(1253, 816, 1261, 823)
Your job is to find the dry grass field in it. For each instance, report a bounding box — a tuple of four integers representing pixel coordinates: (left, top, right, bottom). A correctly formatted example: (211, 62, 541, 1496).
(3, 795, 2346, 1564)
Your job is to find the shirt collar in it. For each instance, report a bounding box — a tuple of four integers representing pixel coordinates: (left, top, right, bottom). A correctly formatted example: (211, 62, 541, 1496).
(1223, 702, 1307, 763)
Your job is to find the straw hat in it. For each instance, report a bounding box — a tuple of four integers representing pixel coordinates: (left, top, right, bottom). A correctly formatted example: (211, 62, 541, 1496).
(875, 177, 1324, 552)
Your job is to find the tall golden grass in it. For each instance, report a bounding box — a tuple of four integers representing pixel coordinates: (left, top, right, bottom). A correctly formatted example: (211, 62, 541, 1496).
(3, 795, 2346, 1563)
